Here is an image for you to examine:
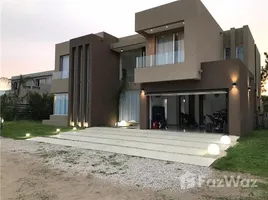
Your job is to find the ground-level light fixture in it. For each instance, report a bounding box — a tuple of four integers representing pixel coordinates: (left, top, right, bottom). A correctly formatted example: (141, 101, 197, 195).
(73, 127, 77, 131)
(207, 144, 220, 155)
(1, 118, 4, 123)
(232, 82, 237, 88)
(117, 120, 127, 127)
(56, 128, 60, 133)
(84, 122, 89, 128)
(220, 135, 231, 145)
(25, 133, 31, 137)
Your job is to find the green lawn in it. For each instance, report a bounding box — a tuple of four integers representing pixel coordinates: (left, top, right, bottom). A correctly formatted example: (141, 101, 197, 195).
(0, 121, 73, 139)
(213, 130, 268, 177)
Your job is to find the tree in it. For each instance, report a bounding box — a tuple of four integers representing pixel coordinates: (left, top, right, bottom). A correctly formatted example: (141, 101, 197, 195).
(116, 69, 129, 122)
(261, 52, 268, 93)
(27, 92, 53, 120)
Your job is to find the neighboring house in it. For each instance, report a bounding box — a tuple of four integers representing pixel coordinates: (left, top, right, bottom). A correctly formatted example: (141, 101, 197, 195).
(43, 0, 261, 136)
(11, 71, 53, 99)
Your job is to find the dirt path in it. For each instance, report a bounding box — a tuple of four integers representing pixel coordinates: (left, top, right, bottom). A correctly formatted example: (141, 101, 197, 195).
(1, 151, 169, 200)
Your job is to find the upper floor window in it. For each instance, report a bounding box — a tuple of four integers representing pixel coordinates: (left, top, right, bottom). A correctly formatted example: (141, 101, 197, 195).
(224, 47, 231, 60)
(156, 32, 184, 65)
(60, 55, 69, 79)
(236, 46, 243, 61)
(36, 78, 46, 86)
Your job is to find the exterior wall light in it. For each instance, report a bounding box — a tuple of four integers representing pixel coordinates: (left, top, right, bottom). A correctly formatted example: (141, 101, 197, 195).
(248, 86, 251, 91)
(120, 49, 123, 52)
(232, 82, 237, 88)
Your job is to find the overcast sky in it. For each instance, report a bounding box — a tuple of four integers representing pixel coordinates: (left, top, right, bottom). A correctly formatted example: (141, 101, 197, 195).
(1, 0, 267, 83)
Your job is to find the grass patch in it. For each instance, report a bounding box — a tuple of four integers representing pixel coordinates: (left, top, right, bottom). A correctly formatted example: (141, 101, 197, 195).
(0, 120, 73, 139)
(213, 130, 268, 177)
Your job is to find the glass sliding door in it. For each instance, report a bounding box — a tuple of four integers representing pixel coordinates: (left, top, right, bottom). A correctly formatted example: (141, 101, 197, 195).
(156, 34, 174, 65)
(174, 32, 184, 63)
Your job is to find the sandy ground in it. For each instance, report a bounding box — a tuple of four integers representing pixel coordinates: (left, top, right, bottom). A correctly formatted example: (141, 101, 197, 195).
(0, 138, 264, 200)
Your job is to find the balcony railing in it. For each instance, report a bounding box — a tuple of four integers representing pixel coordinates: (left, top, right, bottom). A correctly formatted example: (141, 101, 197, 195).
(136, 50, 184, 68)
(52, 71, 69, 79)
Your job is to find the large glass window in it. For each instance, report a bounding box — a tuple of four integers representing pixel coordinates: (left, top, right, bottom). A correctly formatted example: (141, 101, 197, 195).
(60, 55, 69, 79)
(156, 34, 174, 65)
(224, 47, 231, 60)
(175, 33, 184, 63)
(54, 93, 68, 115)
(156, 32, 184, 65)
(236, 46, 243, 61)
(119, 90, 140, 122)
(121, 49, 142, 81)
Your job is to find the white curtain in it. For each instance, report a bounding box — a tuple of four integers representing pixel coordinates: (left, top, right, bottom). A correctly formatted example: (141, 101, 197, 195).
(156, 34, 174, 65)
(61, 55, 69, 78)
(54, 93, 68, 115)
(236, 46, 243, 61)
(119, 90, 140, 122)
(175, 32, 184, 63)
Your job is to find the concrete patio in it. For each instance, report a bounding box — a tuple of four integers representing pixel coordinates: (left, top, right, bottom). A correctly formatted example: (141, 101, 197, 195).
(29, 127, 238, 167)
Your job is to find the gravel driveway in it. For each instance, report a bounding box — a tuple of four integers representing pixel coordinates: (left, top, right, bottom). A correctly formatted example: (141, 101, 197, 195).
(1, 137, 212, 191)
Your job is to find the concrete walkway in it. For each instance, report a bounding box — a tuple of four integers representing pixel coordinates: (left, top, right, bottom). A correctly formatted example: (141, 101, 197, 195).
(29, 127, 238, 167)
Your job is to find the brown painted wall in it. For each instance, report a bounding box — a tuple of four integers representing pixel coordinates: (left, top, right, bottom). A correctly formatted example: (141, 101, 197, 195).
(55, 41, 69, 72)
(140, 59, 255, 136)
(69, 33, 119, 128)
(51, 41, 69, 94)
(135, 0, 223, 83)
(51, 79, 69, 93)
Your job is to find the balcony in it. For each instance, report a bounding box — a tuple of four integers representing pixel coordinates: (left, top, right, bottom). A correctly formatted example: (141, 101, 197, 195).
(134, 49, 201, 83)
(52, 71, 69, 80)
(136, 50, 184, 68)
(51, 71, 69, 93)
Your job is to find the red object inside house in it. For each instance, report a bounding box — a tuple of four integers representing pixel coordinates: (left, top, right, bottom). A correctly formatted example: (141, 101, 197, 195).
(152, 121, 159, 129)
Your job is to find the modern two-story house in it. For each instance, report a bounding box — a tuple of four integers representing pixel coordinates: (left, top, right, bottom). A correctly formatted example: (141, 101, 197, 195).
(44, 0, 261, 136)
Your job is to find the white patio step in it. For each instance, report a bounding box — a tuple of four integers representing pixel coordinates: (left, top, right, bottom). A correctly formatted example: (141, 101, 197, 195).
(86, 127, 239, 142)
(28, 137, 216, 167)
(51, 134, 209, 156)
(61, 131, 229, 151)
(75, 128, 232, 145)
